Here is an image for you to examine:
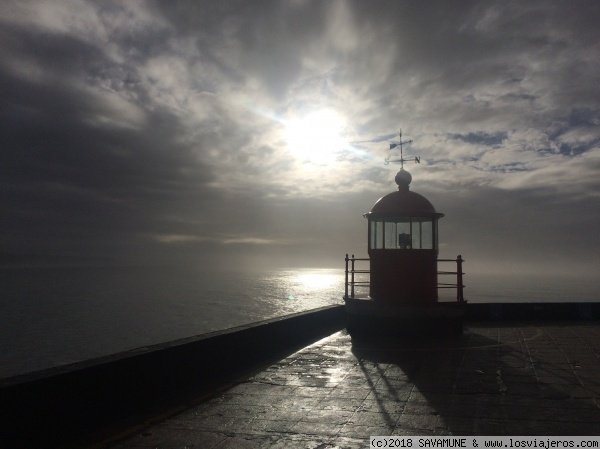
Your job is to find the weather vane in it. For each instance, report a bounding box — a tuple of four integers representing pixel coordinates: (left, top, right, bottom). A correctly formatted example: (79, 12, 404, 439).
(384, 129, 420, 169)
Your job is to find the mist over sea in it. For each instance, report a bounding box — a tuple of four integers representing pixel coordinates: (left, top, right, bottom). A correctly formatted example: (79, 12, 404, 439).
(0, 266, 598, 379)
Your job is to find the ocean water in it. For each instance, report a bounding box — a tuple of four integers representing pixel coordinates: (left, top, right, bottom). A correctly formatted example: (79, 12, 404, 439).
(0, 266, 597, 379)
(0, 267, 344, 379)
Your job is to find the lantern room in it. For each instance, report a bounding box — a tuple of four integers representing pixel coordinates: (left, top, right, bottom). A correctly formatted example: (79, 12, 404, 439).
(364, 168, 444, 304)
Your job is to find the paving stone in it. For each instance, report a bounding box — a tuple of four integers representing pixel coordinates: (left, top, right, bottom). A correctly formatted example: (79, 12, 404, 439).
(357, 398, 406, 415)
(392, 427, 453, 436)
(269, 394, 325, 411)
(297, 408, 354, 425)
(267, 434, 344, 449)
(318, 397, 365, 412)
(113, 427, 226, 448)
(328, 387, 373, 400)
(291, 419, 343, 436)
(350, 410, 399, 428)
(396, 413, 448, 432)
(242, 418, 296, 434)
(326, 436, 371, 448)
(213, 434, 277, 448)
(338, 423, 394, 437)
(368, 388, 413, 402)
(192, 415, 254, 433)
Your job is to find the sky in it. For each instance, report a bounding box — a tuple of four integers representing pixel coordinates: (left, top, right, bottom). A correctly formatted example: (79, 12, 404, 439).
(1, 0, 599, 277)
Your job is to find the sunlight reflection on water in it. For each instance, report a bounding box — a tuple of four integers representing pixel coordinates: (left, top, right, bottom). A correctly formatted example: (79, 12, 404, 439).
(298, 272, 340, 290)
(261, 268, 345, 314)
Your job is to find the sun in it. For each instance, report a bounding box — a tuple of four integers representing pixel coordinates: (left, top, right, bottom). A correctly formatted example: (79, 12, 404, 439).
(285, 110, 346, 165)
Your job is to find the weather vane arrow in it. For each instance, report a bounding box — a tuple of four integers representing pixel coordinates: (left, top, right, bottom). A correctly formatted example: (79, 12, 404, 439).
(385, 129, 420, 168)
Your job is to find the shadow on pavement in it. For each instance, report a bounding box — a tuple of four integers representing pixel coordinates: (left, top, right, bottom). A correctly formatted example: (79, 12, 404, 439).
(350, 324, 600, 435)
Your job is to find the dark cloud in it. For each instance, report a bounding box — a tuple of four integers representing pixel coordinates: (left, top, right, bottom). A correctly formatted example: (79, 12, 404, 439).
(0, 18, 219, 262)
(450, 132, 507, 147)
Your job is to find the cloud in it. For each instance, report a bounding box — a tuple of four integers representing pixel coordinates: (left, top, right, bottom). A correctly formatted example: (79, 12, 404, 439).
(496, 148, 600, 197)
(0, 0, 598, 275)
(221, 237, 280, 245)
(154, 234, 210, 244)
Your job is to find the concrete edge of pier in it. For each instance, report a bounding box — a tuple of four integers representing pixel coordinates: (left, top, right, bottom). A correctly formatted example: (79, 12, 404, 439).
(0, 304, 346, 449)
(464, 302, 600, 321)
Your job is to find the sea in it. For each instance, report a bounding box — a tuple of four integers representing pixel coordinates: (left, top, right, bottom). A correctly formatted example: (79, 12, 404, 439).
(0, 266, 598, 380)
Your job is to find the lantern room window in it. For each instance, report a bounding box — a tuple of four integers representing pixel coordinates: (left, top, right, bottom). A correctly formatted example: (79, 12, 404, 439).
(421, 219, 433, 250)
(370, 217, 437, 250)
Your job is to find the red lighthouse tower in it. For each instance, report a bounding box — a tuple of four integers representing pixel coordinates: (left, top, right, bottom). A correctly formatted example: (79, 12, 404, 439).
(344, 134, 465, 334)
(366, 168, 444, 304)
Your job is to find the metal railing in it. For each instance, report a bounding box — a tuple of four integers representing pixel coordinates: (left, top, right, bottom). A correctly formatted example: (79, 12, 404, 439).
(437, 255, 465, 302)
(344, 254, 465, 302)
(344, 254, 371, 299)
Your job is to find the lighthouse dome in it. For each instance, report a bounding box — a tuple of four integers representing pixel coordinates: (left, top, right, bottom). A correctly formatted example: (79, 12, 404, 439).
(367, 169, 444, 218)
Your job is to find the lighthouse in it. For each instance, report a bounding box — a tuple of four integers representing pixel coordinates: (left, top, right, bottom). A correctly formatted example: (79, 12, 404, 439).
(366, 168, 443, 304)
(344, 133, 465, 334)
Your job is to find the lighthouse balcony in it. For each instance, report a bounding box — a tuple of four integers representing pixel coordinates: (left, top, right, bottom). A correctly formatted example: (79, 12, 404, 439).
(343, 254, 466, 334)
(343, 254, 465, 303)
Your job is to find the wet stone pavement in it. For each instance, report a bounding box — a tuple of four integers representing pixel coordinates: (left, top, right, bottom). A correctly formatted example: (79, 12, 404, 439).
(104, 324, 600, 448)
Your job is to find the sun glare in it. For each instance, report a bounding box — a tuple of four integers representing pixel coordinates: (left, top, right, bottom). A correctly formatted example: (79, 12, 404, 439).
(285, 110, 346, 165)
(296, 271, 340, 290)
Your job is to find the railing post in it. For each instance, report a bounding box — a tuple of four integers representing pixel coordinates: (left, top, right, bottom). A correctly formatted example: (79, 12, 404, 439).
(351, 254, 355, 299)
(344, 254, 349, 299)
(456, 255, 464, 302)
